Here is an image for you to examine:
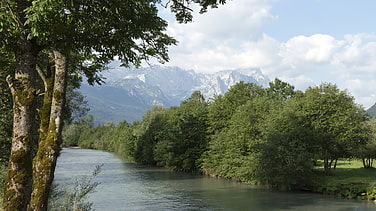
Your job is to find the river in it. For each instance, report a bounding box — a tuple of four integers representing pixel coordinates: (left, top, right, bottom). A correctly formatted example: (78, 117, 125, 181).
(53, 148, 376, 210)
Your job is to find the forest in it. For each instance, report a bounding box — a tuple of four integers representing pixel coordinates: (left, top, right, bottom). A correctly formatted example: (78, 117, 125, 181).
(62, 79, 376, 190)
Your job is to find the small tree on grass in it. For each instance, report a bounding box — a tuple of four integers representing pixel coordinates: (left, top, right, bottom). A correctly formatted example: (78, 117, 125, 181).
(301, 83, 369, 174)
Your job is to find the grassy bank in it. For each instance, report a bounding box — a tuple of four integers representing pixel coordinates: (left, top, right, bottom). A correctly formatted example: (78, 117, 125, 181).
(312, 160, 376, 200)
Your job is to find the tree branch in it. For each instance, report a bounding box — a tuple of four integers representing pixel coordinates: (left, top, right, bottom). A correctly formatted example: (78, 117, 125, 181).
(161, 0, 172, 8)
(6, 75, 15, 97)
(174, 0, 193, 11)
(2, 0, 23, 29)
(36, 64, 47, 88)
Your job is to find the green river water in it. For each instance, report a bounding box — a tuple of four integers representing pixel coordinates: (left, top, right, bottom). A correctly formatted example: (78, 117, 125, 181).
(53, 148, 376, 210)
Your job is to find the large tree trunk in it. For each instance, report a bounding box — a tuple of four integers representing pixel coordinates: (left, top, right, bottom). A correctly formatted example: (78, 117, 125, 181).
(3, 43, 38, 211)
(29, 50, 68, 210)
(2, 0, 39, 209)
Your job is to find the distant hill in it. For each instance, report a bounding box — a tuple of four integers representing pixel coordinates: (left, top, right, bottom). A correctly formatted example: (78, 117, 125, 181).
(80, 62, 270, 125)
(367, 103, 376, 119)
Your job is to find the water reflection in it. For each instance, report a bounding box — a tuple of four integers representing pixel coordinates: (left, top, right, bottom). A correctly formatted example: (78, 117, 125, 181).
(54, 148, 376, 211)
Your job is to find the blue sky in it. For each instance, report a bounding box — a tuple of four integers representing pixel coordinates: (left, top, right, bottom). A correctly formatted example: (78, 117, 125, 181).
(155, 0, 376, 108)
(266, 0, 376, 41)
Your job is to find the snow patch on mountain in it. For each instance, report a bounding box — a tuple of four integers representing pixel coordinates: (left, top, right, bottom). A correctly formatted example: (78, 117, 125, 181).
(102, 62, 269, 101)
(81, 61, 270, 124)
(123, 74, 146, 83)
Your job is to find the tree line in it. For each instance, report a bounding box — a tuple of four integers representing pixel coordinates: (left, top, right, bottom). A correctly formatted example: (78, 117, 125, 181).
(63, 79, 376, 190)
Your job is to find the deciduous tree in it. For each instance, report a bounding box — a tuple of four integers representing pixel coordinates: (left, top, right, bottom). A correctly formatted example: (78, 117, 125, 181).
(258, 98, 316, 189)
(301, 83, 369, 174)
(1, 0, 228, 209)
(266, 78, 295, 102)
(359, 120, 376, 168)
(154, 91, 208, 171)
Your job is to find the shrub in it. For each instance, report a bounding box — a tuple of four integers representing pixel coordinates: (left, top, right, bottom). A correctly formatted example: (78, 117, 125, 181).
(49, 164, 102, 211)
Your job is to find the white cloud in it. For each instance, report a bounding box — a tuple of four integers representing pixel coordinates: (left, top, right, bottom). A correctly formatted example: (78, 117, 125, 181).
(162, 0, 275, 72)
(177, 0, 274, 41)
(157, 1, 376, 108)
(277, 34, 376, 108)
(279, 34, 343, 67)
(332, 34, 376, 78)
(344, 79, 376, 109)
(279, 75, 315, 92)
(166, 33, 280, 72)
(270, 34, 343, 85)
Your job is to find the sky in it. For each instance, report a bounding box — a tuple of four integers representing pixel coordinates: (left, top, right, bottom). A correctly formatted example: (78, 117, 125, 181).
(154, 0, 376, 109)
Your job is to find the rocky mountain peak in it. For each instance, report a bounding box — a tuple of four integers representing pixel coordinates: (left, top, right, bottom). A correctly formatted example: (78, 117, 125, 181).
(81, 62, 270, 125)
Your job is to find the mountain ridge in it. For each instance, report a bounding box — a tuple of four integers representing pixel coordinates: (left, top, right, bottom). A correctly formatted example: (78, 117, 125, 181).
(367, 103, 376, 119)
(80, 63, 270, 125)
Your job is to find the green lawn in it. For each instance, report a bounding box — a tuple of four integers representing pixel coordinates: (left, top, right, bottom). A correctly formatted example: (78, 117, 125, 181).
(312, 159, 376, 199)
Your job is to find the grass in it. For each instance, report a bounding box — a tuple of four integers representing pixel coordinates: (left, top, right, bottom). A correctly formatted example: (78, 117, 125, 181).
(312, 159, 376, 199)
(318, 160, 376, 184)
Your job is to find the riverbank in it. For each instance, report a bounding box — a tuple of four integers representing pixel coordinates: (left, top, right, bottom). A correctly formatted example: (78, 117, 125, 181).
(54, 148, 376, 210)
(311, 160, 376, 201)
(80, 145, 376, 201)
(199, 158, 376, 201)
(2, 150, 374, 210)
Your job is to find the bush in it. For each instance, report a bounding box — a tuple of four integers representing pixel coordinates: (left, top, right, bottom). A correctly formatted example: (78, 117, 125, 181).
(48, 164, 102, 211)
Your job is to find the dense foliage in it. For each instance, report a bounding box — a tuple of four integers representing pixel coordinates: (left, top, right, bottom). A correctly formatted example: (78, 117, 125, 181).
(63, 79, 373, 190)
(0, 47, 13, 166)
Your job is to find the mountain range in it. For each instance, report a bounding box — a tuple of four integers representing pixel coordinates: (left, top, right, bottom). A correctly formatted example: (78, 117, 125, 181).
(367, 103, 376, 119)
(80, 61, 270, 125)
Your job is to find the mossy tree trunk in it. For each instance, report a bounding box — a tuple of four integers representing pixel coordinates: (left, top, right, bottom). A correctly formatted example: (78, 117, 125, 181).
(2, 1, 38, 208)
(35, 62, 55, 143)
(3, 42, 38, 210)
(29, 50, 68, 211)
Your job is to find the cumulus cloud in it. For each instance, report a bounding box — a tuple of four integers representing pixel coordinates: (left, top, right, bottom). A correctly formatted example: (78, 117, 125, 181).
(156, 1, 376, 108)
(279, 75, 315, 91)
(279, 34, 343, 69)
(161, 0, 275, 72)
(343, 79, 376, 109)
(172, 0, 274, 42)
(166, 33, 281, 72)
(332, 34, 376, 78)
(277, 34, 376, 107)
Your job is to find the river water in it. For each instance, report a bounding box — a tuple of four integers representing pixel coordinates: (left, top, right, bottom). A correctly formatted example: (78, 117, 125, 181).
(53, 148, 376, 210)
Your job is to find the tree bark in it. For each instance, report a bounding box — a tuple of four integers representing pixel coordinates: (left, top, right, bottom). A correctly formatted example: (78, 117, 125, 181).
(2, 1, 38, 207)
(29, 50, 68, 210)
(2, 41, 38, 211)
(323, 158, 329, 174)
(333, 158, 338, 170)
(35, 63, 54, 142)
